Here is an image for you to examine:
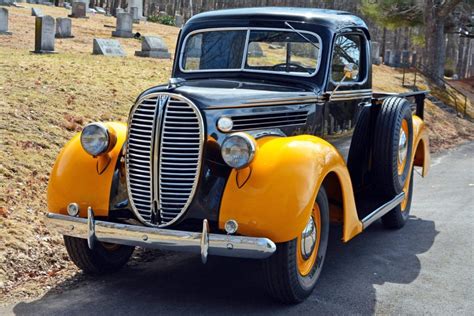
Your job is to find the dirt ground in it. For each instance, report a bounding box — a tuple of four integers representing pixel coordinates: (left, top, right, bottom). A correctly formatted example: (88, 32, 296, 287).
(0, 3, 473, 305)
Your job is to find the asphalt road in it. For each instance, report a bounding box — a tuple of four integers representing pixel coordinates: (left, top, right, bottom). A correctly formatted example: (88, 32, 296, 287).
(2, 142, 473, 315)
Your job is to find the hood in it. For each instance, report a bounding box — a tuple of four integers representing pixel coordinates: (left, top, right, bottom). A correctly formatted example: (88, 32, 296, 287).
(144, 79, 320, 109)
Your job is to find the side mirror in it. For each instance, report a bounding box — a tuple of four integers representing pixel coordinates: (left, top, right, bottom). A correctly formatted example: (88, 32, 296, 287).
(328, 62, 359, 102)
(343, 63, 359, 80)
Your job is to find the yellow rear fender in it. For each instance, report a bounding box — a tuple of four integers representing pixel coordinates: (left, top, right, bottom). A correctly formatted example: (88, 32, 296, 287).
(219, 135, 363, 243)
(412, 115, 430, 177)
(47, 122, 127, 217)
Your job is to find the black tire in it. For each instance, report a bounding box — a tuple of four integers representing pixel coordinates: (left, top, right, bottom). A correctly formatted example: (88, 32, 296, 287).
(262, 187, 329, 304)
(381, 168, 414, 229)
(64, 236, 135, 274)
(373, 97, 413, 197)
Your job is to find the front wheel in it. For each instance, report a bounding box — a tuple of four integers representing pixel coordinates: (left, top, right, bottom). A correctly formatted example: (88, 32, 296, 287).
(64, 236, 135, 274)
(262, 187, 329, 304)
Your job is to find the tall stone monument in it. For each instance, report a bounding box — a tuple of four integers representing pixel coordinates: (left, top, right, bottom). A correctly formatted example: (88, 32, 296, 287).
(128, 0, 144, 20)
(33, 15, 55, 53)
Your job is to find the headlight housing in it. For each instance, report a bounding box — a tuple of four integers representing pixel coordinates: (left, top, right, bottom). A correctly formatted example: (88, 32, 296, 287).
(80, 123, 111, 156)
(221, 132, 256, 169)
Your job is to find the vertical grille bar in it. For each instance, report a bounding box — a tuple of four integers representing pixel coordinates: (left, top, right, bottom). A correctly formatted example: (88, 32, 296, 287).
(126, 93, 204, 227)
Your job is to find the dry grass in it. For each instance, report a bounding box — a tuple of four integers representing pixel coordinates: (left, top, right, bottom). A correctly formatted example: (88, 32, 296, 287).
(0, 3, 473, 305)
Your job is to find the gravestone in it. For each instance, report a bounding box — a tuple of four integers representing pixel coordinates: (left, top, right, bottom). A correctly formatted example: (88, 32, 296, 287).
(135, 36, 171, 59)
(93, 38, 125, 57)
(128, 0, 144, 20)
(0, 8, 11, 35)
(390, 50, 401, 67)
(158, 11, 166, 17)
(33, 15, 55, 53)
(411, 52, 417, 68)
(174, 14, 183, 27)
(31, 7, 43, 17)
(0, 0, 14, 5)
(401, 50, 410, 67)
(63, 2, 71, 9)
(95, 6, 105, 14)
(383, 50, 391, 66)
(371, 41, 381, 65)
(130, 7, 139, 23)
(54, 0, 64, 7)
(112, 13, 133, 38)
(68, 2, 87, 18)
(55, 17, 73, 38)
(115, 7, 124, 14)
(248, 42, 264, 57)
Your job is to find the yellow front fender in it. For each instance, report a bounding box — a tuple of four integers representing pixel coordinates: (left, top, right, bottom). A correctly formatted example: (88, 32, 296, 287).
(47, 122, 127, 217)
(219, 135, 363, 243)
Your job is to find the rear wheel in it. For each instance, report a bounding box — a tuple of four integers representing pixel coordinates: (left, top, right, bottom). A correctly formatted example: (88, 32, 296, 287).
(263, 187, 329, 304)
(64, 236, 135, 274)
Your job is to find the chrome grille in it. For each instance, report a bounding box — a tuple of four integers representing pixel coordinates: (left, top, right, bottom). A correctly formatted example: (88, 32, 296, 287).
(229, 110, 308, 131)
(126, 93, 204, 227)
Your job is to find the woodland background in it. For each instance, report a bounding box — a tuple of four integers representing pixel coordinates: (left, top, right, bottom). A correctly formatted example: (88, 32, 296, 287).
(85, 0, 474, 84)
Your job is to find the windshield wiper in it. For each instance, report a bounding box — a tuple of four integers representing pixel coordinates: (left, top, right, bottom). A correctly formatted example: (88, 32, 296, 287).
(284, 21, 320, 50)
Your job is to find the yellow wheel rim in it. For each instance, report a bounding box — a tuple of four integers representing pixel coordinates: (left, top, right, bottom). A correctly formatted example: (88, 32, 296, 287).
(397, 119, 409, 176)
(297, 203, 322, 276)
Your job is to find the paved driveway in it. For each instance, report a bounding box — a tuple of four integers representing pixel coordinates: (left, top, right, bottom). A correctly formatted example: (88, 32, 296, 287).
(2, 142, 473, 315)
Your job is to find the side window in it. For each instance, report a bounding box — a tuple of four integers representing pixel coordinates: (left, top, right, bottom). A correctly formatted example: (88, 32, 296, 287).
(331, 34, 362, 82)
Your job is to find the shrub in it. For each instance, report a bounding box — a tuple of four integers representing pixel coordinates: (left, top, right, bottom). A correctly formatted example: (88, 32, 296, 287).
(148, 15, 175, 26)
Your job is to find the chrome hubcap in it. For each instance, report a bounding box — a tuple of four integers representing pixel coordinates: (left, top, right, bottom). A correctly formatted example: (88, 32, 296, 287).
(398, 129, 408, 164)
(301, 216, 317, 260)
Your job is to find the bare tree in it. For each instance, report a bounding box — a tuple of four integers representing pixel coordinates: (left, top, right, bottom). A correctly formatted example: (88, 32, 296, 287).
(423, 0, 463, 85)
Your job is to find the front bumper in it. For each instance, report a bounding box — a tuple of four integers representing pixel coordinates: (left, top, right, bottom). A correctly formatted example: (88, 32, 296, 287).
(46, 208, 276, 262)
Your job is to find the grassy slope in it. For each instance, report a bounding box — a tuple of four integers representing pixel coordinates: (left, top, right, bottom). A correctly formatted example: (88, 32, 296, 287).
(1, 4, 473, 304)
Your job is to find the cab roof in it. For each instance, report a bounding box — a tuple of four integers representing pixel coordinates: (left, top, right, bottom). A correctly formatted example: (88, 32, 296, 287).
(187, 7, 368, 30)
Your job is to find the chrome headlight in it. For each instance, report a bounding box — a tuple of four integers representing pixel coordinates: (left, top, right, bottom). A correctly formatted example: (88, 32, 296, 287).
(80, 123, 110, 156)
(221, 132, 256, 169)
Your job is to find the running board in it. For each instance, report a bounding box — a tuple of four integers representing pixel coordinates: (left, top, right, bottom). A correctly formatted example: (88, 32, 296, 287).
(361, 192, 405, 229)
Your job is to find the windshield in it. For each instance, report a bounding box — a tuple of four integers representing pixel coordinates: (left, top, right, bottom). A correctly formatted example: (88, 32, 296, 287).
(180, 28, 322, 77)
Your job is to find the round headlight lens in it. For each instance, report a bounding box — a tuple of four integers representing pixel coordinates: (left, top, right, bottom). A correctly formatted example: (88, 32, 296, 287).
(80, 123, 110, 156)
(221, 133, 256, 169)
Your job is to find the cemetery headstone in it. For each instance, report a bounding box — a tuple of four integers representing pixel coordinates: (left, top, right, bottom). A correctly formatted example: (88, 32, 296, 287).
(135, 36, 171, 59)
(411, 52, 417, 68)
(384, 50, 391, 66)
(31, 7, 43, 17)
(0, 0, 14, 5)
(55, 17, 73, 38)
(401, 50, 410, 67)
(63, 2, 71, 9)
(95, 6, 106, 14)
(115, 7, 124, 14)
(248, 42, 264, 57)
(390, 50, 401, 67)
(0, 8, 12, 35)
(93, 38, 125, 57)
(130, 7, 139, 23)
(68, 2, 87, 18)
(128, 0, 144, 20)
(112, 13, 133, 38)
(174, 14, 183, 27)
(33, 15, 55, 53)
(371, 41, 381, 65)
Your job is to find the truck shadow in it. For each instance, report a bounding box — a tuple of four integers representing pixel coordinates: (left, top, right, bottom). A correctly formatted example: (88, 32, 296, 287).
(13, 216, 437, 315)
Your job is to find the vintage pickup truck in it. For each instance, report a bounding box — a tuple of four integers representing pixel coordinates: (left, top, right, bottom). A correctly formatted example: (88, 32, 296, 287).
(46, 8, 430, 303)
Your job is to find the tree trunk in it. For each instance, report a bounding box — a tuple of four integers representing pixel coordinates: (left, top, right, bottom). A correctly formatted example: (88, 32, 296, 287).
(424, 0, 462, 86)
(381, 27, 386, 58)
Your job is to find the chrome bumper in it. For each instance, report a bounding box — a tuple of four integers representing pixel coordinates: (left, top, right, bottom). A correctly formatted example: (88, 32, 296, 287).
(46, 208, 276, 262)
